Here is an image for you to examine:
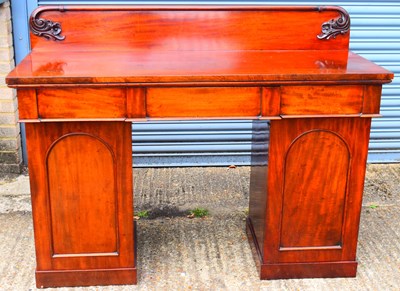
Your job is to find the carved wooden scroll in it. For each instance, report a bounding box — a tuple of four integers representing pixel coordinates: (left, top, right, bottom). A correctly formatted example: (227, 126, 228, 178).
(30, 8, 65, 41)
(317, 8, 351, 40)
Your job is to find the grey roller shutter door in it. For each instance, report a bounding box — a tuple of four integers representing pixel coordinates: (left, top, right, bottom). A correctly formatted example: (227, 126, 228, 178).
(37, 1, 400, 165)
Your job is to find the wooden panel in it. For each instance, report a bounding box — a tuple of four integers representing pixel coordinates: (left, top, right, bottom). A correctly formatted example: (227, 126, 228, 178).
(47, 134, 118, 255)
(146, 87, 261, 118)
(17, 89, 38, 120)
(31, 6, 349, 52)
(127, 88, 146, 118)
(280, 130, 350, 249)
(260, 261, 357, 280)
(37, 88, 126, 119)
(36, 268, 137, 288)
(249, 165, 268, 256)
(261, 87, 280, 117)
(281, 85, 363, 115)
(25, 122, 134, 274)
(248, 120, 270, 257)
(363, 85, 382, 115)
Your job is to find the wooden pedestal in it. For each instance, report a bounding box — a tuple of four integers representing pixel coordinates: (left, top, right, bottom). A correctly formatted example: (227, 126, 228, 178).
(25, 122, 136, 287)
(248, 117, 371, 279)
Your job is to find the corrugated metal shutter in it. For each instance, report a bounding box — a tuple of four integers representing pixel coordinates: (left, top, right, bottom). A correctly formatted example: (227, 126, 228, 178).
(37, 1, 400, 165)
(132, 120, 269, 166)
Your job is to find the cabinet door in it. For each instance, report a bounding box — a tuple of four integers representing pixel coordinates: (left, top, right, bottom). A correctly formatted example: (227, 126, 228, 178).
(25, 122, 134, 271)
(265, 118, 371, 263)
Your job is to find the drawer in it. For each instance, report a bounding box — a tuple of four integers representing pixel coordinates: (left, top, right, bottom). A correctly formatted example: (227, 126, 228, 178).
(37, 88, 126, 119)
(146, 87, 261, 118)
(280, 85, 363, 116)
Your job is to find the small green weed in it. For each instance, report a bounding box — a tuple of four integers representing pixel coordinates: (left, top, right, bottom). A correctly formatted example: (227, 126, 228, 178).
(369, 204, 379, 209)
(137, 210, 149, 218)
(188, 207, 209, 218)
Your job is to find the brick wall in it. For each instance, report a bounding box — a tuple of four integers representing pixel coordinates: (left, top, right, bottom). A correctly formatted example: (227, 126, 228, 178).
(0, 0, 22, 173)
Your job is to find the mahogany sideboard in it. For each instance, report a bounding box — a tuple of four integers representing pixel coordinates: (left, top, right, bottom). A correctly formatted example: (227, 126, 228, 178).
(6, 5, 393, 288)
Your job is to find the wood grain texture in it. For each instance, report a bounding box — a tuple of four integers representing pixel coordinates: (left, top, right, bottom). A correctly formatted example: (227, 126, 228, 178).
(36, 268, 137, 288)
(263, 118, 371, 265)
(30, 6, 349, 52)
(247, 218, 357, 280)
(261, 87, 280, 117)
(280, 130, 350, 249)
(146, 87, 261, 118)
(8, 5, 394, 287)
(17, 89, 38, 120)
(127, 87, 146, 118)
(259, 261, 357, 280)
(37, 88, 126, 119)
(7, 51, 393, 86)
(4, 5, 389, 87)
(248, 120, 270, 258)
(47, 134, 118, 255)
(281, 85, 363, 115)
(25, 122, 135, 280)
(363, 85, 382, 115)
(247, 117, 371, 279)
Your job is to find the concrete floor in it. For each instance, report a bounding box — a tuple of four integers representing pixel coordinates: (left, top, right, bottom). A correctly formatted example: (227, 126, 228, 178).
(0, 164, 399, 290)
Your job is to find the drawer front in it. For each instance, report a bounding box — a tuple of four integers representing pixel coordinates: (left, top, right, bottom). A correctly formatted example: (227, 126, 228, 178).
(280, 85, 363, 116)
(37, 88, 126, 119)
(146, 87, 261, 118)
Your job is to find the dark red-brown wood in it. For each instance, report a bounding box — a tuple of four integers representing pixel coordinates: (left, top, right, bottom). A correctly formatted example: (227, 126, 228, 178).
(25, 122, 135, 287)
(7, 51, 392, 86)
(37, 87, 126, 118)
(248, 117, 371, 278)
(280, 85, 364, 115)
(6, 5, 393, 288)
(17, 89, 38, 120)
(146, 87, 261, 118)
(29, 6, 350, 52)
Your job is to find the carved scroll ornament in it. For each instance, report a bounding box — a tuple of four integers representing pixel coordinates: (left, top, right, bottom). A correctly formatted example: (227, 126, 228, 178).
(30, 10, 65, 41)
(317, 10, 350, 40)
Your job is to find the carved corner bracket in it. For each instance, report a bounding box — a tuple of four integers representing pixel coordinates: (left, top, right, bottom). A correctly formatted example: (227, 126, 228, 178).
(317, 8, 350, 40)
(30, 8, 65, 41)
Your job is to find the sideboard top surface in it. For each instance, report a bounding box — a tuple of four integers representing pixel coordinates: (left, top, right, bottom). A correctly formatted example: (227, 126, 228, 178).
(6, 51, 393, 86)
(6, 5, 394, 86)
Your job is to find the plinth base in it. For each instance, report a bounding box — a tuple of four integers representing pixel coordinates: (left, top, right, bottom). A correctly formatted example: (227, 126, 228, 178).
(35, 267, 137, 288)
(246, 218, 358, 280)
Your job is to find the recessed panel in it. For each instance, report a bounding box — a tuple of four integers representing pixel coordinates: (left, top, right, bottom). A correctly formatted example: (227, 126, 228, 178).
(280, 131, 350, 249)
(281, 85, 363, 116)
(146, 87, 261, 118)
(46, 134, 118, 255)
(38, 88, 126, 119)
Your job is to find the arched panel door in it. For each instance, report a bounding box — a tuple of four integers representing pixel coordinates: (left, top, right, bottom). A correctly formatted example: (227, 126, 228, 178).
(46, 133, 118, 256)
(25, 122, 135, 282)
(280, 130, 350, 250)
